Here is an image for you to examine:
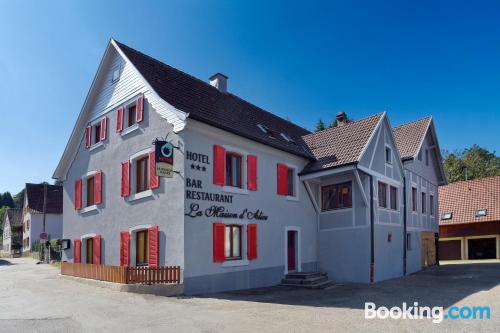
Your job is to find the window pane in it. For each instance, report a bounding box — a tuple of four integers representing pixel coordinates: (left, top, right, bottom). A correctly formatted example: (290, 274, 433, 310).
(232, 226, 240, 258)
(224, 226, 231, 258)
(136, 230, 148, 266)
(87, 177, 94, 207)
(94, 125, 101, 144)
(86, 238, 93, 264)
(136, 157, 149, 193)
(287, 169, 294, 196)
(128, 105, 136, 127)
(412, 188, 417, 211)
(421, 193, 426, 213)
(378, 183, 387, 208)
(321, 185, 335, 210)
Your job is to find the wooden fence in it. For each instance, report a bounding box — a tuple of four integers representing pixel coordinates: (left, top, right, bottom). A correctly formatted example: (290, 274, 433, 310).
(61, 262, 181, 285)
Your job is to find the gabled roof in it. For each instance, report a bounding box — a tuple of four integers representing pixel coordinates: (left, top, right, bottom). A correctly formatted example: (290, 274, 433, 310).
(25, 183, 63, 214)
(392, 116, 432, 160)
(439, 176, 500, 226)
(5, 208, 23, 227)
(300, 113, 384, 174)
(114, 41, 313, 158)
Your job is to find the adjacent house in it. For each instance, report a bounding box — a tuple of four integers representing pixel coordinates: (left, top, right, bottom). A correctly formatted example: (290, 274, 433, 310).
(22, 183, 63, 252)
(2, 208, 23, 256)
(439, 176, 500, 261)
(53, 40, 446, 294)
(393, 117, 447, 272)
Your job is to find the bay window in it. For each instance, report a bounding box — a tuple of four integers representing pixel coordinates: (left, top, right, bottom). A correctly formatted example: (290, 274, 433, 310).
(321, 182, 352, 211)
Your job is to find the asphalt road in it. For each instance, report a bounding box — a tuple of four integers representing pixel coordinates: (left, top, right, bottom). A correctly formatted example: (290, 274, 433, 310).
(0, 258, 498, 332)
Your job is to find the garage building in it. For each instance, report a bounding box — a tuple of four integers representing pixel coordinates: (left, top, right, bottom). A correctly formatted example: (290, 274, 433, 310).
(439, 176, 500, 261)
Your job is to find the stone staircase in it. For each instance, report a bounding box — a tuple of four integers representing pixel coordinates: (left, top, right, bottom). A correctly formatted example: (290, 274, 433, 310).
(280, 272, 333, 289)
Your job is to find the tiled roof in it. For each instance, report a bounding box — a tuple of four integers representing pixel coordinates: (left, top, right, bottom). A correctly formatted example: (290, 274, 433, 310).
(25, 183, 63, 214)
(300, 113, 384, 174)
(6, 208, 23, 227)
(392, 116, 431, 160)
(115, 41, 313, 159)
(439, 176, 500, 225)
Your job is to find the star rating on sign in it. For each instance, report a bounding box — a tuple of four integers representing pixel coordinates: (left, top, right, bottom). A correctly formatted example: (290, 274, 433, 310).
(190, 163, 207, 172)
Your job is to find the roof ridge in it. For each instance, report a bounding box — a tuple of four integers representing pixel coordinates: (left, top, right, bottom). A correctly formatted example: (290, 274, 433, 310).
(393, 116, 432, 130)
(114, 40, 311, 135)
(303, 112, 384, 138)
(440, 175, 500, 188)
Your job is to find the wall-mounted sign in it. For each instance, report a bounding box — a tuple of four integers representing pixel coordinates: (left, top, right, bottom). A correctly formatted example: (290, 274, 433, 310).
(155, 141, 174, 178)
(185, 203, 268, 221)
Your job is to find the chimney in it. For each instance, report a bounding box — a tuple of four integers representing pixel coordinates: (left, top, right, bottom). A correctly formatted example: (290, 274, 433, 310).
(336, 112, 349, 126)
(209, 73, 228, 93)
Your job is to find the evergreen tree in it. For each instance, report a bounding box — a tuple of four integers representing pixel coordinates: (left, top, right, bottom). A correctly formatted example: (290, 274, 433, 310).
(315, 119, 327, 132)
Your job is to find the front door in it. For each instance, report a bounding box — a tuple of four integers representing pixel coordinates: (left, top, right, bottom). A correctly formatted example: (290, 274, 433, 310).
(287, 230, 296, 272)
(86, 238, 93, 264)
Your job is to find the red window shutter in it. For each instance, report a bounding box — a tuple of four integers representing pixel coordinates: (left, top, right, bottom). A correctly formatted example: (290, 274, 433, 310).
(85, 126, 91, 148)
(136, 95, 144, 123)
(121, 161, 130, 197)
(116, 107, 124, 133)
(148, 226, 159, 267)
(74, 179, 82, 210)
(149, 150, 159, 189)
(247, 224, 258, 260)
(247, 155, 258, 191)
(94, 171, 102, 205)
(93, 235, 101, 265)
(213, 145, 226, 186)
(277, 163, 289, 195)
(100, 117, 107, 141)
(120, 231, 130, 267)
(74, 239, 81, 263)
(213, 223, 225, 262)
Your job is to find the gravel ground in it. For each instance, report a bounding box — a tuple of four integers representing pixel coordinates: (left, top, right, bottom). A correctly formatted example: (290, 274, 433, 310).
(0, 258, 498, 332)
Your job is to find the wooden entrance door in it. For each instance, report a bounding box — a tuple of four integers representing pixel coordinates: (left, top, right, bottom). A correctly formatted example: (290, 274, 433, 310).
(287, 230, 296, 272)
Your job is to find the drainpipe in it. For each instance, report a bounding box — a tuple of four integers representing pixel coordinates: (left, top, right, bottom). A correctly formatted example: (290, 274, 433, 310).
(403, 175, 407, 275)
(369, 174, 375, 283)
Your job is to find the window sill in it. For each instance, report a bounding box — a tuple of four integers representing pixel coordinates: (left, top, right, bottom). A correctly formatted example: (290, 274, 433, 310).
(286, 195, 299, 202)
(89, 141, 104, 152)
(320, 207, 353, 214)
(222, 186, 249, 195)
(79, 205, 98, 214)
(120, 123, 140, 137)
(126, 189, 153, 202)
(222, 259, 249, 268)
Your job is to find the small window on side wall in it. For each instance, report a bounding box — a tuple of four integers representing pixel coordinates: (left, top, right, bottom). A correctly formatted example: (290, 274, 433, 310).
(385, 147, 392, 164)
(390, 186, 398, 210)
(406, 233, 412, 250)
(412, 187, 417, 212)
(225, 152, 242, 188)
(378, 182, 388, 208)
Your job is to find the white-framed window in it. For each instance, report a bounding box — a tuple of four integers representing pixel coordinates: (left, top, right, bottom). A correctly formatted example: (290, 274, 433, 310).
(221, 145, 249, 195)
(411, 187, 418, 212)
(421, 192, 426, 214)
(128, 148, 153, 201)
(80, 170, 100, 213)
(111, 65, 121, 83)
(321, 182, 352, 211)
(378, 182, 388, 208)
(429, 193, 435, 216)
(385, 146, 392, 164)
(87, 117, 107, 150)
(224, 224, 242, 260)
(125, 101, 137, 129)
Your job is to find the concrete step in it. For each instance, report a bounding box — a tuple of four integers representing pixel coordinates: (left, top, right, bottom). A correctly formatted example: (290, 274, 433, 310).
(285, 272, 325, 280)
(280, 279, 334, 289)
(281, 275, 328, 285)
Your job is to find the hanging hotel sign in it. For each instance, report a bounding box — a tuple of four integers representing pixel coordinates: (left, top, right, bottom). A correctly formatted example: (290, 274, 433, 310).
(155, 141, 174, 178)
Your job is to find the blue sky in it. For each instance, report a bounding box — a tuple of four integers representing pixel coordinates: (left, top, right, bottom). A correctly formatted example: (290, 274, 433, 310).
(0, 0, 499, 194)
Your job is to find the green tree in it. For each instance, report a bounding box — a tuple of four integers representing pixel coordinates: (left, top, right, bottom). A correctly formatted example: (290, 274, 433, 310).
(315, 118, 327, 132)
(443, 145, 500, 182)
(13, 189, 25, 208)
(0, 206, 7, 232)
(0, 192, 14, 208)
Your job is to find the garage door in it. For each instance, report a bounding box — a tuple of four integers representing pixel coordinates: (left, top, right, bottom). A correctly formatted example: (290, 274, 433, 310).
(468, 238, 497, 260)
(439, 240, 461, 260)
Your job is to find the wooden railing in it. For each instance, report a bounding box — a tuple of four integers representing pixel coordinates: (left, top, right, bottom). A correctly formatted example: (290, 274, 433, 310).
(61, 262, 181, 285)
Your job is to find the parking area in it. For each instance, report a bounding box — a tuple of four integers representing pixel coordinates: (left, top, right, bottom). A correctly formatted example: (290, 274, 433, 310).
(0, 258, 498, 332)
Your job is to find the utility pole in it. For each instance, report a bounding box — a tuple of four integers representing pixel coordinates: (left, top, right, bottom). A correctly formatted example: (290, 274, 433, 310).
(42, 183, 48, 263)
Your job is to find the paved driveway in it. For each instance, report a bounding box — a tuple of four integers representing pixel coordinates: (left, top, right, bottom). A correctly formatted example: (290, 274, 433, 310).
(0, 258, 498, 332)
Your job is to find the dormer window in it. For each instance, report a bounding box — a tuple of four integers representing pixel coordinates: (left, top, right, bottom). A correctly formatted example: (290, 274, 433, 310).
(441, 212, 452, 220)
(475, 209, 487, 217)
